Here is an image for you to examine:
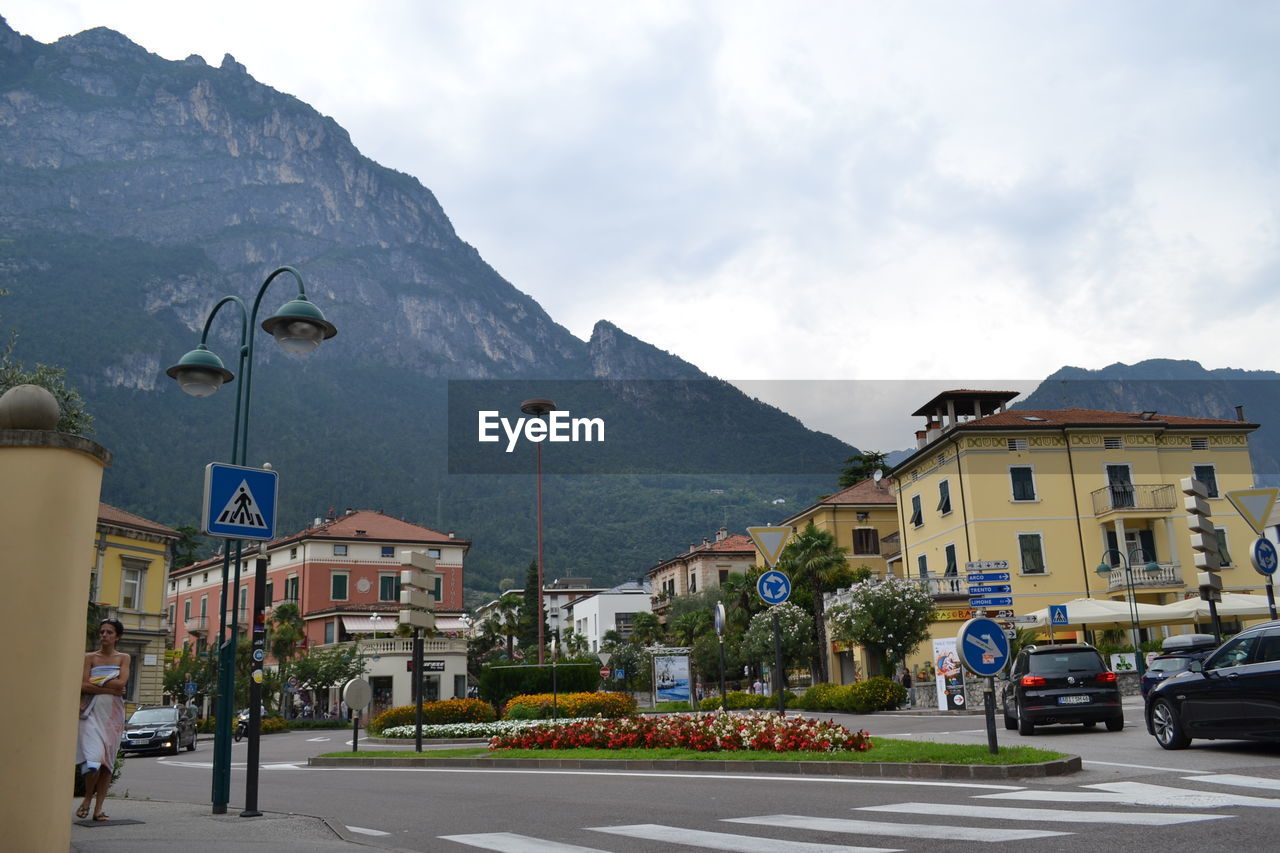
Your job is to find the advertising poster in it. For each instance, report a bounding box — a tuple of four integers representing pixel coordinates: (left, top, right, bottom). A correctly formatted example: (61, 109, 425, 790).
(932, 637, 966, 710)
(653, 654, 691, 704)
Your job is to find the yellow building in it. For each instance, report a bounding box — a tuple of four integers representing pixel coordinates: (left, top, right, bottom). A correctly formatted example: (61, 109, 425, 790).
(891, 389, 1261, 672)
(92, 503, 180, 709)
(778, 477, 901, 681)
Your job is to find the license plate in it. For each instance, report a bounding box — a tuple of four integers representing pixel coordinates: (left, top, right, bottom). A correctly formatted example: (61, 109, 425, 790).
(1058, 695, 1090, 705)
(128, 739, 146, 745)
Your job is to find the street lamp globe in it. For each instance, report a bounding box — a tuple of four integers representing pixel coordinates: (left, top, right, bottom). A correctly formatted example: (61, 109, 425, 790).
(260, 296, 337, 355)
(166, 344, 235, 398)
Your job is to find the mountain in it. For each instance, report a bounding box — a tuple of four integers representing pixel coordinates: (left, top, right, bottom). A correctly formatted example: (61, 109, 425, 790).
(0, 19, 856, 602)
(1017, 359, 1280, 484)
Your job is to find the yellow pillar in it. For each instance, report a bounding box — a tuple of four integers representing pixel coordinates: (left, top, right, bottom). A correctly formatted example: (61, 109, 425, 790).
(0, 412, 111, 851)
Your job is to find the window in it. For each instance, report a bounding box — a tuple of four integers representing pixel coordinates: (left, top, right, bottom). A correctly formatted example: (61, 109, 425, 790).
(168, 603, 175, 626)
(718, 568, 729, 584)
(1007, 438, 1027, 452)
(381, 546, 395, 558)
(853, 528, 880, 555)
(944, 544, 958, 576)
(909, 494, 923, 527)
(917, 554, 928, 577)
(120, 568, 142, 610)
(184, 599, 191, 620)
(324, 620, 335, 645)
(186, 577, 191, 588)
(689, 572, 697, 593)
(264, 582, 273, 606)
(331, 572, 349, 601)
(199, 596, 207, 618)
(202, 572, 208, 583)
(1106, 464, 1134, 508)
(1104, 436, 1124, 449)
(1018, 533, 1046, 574)
(428, 548, 441, 559)
(432, 576, 442, 604)
(1010, 467, 1036, 501)
(290, 547, 298, 559)
(1193, 464, 1219, 498)
(239, 585, 248, 613)
(333, 544, 348, 556)
(1190, 437, 1208, 451)
(937, 480, 952, 514)
(284, 575, 299, 601)
(1215, 528, 1233, 567)
(379, 574, 401, 601)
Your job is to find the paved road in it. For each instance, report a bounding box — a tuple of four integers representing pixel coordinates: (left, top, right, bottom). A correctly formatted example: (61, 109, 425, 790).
(107, 705, 1280, 852)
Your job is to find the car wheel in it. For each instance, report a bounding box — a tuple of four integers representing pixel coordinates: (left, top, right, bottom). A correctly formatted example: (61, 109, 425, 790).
(1105, 715, 1124, 732)
(1017, 707, 1034, 736)
(186, 734, 196, 751)
(1150, 699, 1190, 749)
(1004, 709, 1017, 730)
(169, 738, 181, 756)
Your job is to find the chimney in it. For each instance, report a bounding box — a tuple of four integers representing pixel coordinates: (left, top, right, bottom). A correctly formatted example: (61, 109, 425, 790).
(1235, 405, 1245, 422)
(916, 429, 927, 449)
(702, 537, 710, 546)
(716, 526, 728, 542)
(327, 505, 336, 521)
(447, 531, 455, 538)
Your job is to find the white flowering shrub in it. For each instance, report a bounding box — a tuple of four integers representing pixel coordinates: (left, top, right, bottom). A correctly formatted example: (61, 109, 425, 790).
(827, 577, 935, 670)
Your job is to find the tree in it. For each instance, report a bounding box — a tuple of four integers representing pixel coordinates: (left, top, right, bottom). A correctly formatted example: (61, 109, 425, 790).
(742, 602, 815, 683)
(629, 611, 665, 646)
(518, 560, 546, 654)
(171, 525, 208, 570)
(837, 451, 889, 489)
(163, 649, 215, 705)
(776, 522, 850, 682)
(560, 628, 589, 657)
(0, 328, 94, 436)
(669, 609, 712, 646)
(267, 602, 306, 711)
(827, 576, 935, 676)
(290, 646, 367, 710)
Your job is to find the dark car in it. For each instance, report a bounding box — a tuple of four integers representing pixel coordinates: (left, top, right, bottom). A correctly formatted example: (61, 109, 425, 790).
(1146, 619, 1280, 750)
(1001, 643, 1124, 735)
(1140, 634, 1218, 697)
(120, 705, 197, 755)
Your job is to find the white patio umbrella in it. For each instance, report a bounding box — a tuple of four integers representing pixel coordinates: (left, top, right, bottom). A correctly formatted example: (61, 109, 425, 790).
(1024, 597, 1181, 630)
(1155, 592, 1276, 622)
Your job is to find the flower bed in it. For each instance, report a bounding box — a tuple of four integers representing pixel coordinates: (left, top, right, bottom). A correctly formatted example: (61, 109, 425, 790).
(378, 719, 593, 739)
(503, 691, 635, 720)
(488, 711, 871, 753)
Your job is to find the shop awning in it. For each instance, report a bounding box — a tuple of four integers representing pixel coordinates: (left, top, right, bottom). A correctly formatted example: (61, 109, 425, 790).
(341, 615, 397, 633)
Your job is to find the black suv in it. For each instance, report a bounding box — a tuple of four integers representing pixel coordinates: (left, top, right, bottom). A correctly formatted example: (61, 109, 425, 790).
(120, 705, 198, 755)
(1146, 619, 1280, 749)
(1001, 644, 1124, 735)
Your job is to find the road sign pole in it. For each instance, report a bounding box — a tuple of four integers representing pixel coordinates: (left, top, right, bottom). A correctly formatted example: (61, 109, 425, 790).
(241, 550, 268, 818)
(772, 609, 785, 715)
(984, 676, 998, 755)
(1267, 576, 1277, 621)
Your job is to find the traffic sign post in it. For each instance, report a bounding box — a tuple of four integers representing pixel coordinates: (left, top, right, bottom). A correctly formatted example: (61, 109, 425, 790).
(754, 570, 792, 716)
(957, 617, 1011, 755)
(1251, 537, 1279, 620)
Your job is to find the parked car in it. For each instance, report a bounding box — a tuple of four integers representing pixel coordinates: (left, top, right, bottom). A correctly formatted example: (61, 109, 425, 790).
(120, 705, 197, 755)
(1001, 643, 1124, 735)
(1140, 634, 1218, 697)
(1146, 619, 1280, 750)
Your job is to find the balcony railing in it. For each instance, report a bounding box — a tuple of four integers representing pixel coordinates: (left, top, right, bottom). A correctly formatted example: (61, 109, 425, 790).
(184, 617, 208, 634)
(1091, 483, 1177, 515)
(319, 637, 468, 656)
(901, 575, 968, 599)
(1098, 562, 1185, 593)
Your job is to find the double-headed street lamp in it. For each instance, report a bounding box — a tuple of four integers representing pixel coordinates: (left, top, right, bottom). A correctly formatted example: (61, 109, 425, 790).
(167, 266, 336, 815)
(1095, 547, 1161, 678)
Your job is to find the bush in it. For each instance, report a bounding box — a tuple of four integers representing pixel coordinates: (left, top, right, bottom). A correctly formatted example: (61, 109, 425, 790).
(261, 716, 288, 734)
(479, 661, 601, 707)
(849, 677, 907, 712)
(799, 682, 849, 711)
(284, 718, 350, 730)
(370, 698, 497, 733)
(502, 691, 636, 720)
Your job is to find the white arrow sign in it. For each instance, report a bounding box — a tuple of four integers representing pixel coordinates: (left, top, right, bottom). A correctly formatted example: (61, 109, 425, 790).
(965, 632, 1002, 658)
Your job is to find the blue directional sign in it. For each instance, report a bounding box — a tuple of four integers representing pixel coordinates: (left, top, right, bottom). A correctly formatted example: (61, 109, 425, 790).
(757, 569, 792, 605)
(1251, 538, 1278, 576)
(202, 462, 278, 540)
(967, 584, 1012, 595)
(1049, 604, 1069, 626)
(966, 572, 1011, 583)
(968, 596, 1014, 608)
(957, 617, 1011, 677)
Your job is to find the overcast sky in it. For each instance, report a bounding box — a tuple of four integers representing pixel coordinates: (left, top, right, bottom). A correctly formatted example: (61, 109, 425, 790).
(7, 2, 1279, 451)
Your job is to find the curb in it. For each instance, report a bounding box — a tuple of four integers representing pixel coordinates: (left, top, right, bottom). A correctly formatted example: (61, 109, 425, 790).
(307, 754, 1081, 779)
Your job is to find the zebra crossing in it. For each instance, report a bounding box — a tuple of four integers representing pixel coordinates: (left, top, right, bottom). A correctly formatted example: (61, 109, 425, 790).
(439, 773, 1278, 851)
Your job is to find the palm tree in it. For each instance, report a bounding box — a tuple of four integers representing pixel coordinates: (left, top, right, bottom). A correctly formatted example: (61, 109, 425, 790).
(629, 612, 665, 646)
(776, 522, 849, 683)
(267, 602, 305, 712)
(494, 592, 522, 660)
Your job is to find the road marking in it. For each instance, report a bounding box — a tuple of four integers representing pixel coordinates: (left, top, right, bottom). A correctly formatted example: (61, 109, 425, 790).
(1186, 774, 1280, 791)
(590, 824, 898, 852)
(313, 766, 1021, 790)
(262, 763, 301, 770)
(725, 814, 1067, 841)
(982, 781, 1280, 809)
(345, 825, 391, 836)
(306, 736, 331, 742)
(1084, 760, 1206, 773)
(859, 802, 1229, 825)
(440, 832, 609, 851)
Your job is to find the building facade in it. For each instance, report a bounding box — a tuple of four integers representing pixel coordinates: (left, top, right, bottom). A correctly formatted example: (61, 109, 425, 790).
(647, 528, 756, 619)
(890, 389, 1262, 673)
(566, 581, 653, 652)
(167, 509, 469, 717)
(93, 503, 180, 710)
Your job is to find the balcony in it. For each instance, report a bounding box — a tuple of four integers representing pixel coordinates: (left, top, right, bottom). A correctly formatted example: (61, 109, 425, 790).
(902, 574, 968, 600)
(1097, 562, 1186, 593)
(183, 617, 208, 635)
(1091, 483, 1177, 516)
(318, 637, 468, 656)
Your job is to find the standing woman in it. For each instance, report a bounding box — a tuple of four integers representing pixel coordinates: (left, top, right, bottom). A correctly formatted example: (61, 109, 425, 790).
(75, 618, 130, 821)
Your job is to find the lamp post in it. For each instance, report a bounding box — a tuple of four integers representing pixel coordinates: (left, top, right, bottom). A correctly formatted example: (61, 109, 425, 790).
(1095, 547, 1161, 678)
(520, 397, 556, 665)
(714, 602, 727, 711)
(166, 266, 336, 815)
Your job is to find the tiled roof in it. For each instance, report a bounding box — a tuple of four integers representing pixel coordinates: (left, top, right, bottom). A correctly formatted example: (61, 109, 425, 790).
(279, 510, 467, 545)
(97, 502, 180, 539)
(647, 532, 756, 576)
(957, 408, 1258, 430)
(817, 478, 897, 506)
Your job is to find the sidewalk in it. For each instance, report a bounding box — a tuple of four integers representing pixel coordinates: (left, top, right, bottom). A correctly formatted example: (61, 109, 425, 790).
(70, 799, 390, 853)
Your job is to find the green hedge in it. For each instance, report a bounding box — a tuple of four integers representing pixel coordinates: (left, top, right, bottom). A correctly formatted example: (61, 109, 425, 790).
(478, 662, 600, 707)
(698, 690, 795, 711)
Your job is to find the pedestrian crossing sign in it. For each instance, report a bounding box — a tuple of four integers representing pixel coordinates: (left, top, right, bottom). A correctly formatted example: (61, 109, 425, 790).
(202, 462, 278, 540)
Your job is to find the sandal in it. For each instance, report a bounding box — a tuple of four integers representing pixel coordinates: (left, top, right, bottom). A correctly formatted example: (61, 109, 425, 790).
(92, 813, 109, 822)
(75, 805, 89, 820)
